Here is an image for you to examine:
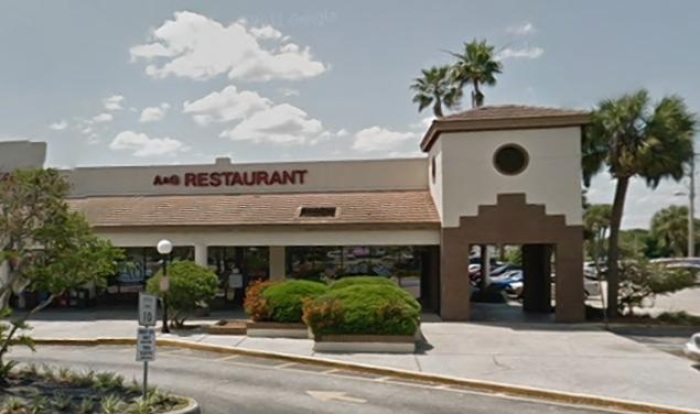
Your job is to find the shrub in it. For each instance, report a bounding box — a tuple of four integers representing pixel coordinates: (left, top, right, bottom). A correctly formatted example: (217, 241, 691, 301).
(618, 260, 696, 315)
(247, 280, 328, 323)
(243, 280, 278, 321)
(303, 283, 420, 337)
(330, 275, 396, 291)
(146, 260, 219, 328)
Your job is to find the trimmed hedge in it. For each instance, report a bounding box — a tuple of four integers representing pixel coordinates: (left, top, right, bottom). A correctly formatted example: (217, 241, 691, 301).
(329, 276, 396, 291)
(244, 279, 328, 323)
(303, 283, 420, 337)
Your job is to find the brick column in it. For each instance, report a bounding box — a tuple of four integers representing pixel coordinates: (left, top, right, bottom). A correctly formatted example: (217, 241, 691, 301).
(440, 230, 470, 321)
(555, 237, 585, 322)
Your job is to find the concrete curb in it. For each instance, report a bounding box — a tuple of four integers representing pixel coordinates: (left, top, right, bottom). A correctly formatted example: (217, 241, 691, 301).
(25, 337, 700, 414)
(168, 397, 200, 414)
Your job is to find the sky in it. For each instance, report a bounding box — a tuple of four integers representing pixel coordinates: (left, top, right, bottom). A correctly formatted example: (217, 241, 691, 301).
(1, 0, 699, 229)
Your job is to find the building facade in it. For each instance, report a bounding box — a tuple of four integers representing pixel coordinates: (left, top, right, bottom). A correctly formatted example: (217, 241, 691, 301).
(0, 105, 590, 322)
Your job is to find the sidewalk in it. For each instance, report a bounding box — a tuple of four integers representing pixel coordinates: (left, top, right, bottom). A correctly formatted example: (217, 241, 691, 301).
(19, 310, 700, 412)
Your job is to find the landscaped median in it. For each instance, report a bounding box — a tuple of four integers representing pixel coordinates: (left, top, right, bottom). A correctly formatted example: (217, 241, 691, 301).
(0, 362, 199, 413)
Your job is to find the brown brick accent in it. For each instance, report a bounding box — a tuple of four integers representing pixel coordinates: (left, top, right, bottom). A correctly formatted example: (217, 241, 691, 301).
(440, 193, 584, 322)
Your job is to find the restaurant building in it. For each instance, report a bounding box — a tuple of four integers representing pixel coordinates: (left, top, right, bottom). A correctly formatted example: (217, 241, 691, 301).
(0, 105, 590, 322)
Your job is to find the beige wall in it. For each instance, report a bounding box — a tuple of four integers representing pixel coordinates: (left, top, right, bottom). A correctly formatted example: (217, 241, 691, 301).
(0, 141, 46, 171)
(64, 157, 429, 197)
(428, 138, 444, 222)
(96, 228, 441, 247)
(440, 127, 583, 228)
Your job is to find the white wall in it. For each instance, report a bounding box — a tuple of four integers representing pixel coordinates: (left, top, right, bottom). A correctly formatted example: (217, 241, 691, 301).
(96, 228, 441, 247)
(64, 157, 429, 197)
(440, 127, 583, 227)
(0, 141, 46, 171)
(428, 139, 444, 221)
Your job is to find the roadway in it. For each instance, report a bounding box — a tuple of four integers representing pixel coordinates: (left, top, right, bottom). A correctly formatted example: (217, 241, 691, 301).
(8, 345, 623, 414)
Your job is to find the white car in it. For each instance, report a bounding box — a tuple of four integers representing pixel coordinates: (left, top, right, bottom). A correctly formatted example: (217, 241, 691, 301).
(684, 333, 700, 361)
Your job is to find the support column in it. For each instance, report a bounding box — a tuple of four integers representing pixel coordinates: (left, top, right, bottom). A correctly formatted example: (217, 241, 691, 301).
(479, 245, 490, 289)
(555, 237, 585, 322)
(522, 244, 552, 313)
(269, 246, 286, 281)
(440, 230, 470, 321)
(194, 244, 207, 267)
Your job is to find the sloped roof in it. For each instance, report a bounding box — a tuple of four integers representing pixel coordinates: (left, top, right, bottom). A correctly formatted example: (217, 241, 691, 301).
(420, 104, 591, 152)
(68, 190, 440, 228)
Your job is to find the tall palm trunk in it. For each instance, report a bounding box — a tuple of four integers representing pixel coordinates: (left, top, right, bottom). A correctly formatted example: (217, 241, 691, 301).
(472, 80, 483, 108)
(606, 176, 630, 316)
(432, 96, 444, 118)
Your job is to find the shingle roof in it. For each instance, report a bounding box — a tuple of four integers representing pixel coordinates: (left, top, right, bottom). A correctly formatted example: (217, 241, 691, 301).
(68, 190, 440, 228)
(420, 104, 591, 152)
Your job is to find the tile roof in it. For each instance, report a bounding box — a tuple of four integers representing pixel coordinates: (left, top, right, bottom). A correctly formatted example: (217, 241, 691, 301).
(420, 104, 591, 152)
(68, 190, 440, 228)
(441, 105, 590, 121)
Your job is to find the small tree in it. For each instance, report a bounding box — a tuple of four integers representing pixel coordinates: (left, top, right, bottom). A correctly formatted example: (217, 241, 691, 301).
(146, 260, 218, 328)
(617, 259, 696, 315)
(0, 168, 122, 376)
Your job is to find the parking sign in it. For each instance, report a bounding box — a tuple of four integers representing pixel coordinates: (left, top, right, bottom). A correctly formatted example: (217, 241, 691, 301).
(138, 293, 157, 327)
(136, 327, 156, 361)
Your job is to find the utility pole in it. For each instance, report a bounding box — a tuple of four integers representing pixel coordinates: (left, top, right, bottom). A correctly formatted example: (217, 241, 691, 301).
(689, 155, 696, 258)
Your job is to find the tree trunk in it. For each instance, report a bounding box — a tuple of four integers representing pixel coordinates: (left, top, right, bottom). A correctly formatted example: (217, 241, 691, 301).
(472, 81, 483, 108)
(432, 96, 444, 118)
(606, 176, 630, 317)
(0, 294, 55, 366)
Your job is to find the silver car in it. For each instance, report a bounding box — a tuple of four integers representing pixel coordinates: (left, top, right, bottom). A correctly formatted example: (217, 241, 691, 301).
(684, 333, 700, 361)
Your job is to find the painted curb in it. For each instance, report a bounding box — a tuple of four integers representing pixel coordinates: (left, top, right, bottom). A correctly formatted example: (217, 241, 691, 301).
(26, 337, 700, 414)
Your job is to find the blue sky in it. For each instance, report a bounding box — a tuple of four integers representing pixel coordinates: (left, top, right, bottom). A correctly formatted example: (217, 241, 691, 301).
(1, 0, 699, 229)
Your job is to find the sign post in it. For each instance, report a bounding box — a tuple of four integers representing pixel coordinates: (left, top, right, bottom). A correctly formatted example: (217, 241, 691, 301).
(137, 293, 157, 398)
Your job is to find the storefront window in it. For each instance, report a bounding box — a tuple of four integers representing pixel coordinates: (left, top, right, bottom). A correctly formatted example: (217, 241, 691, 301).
(285, 245, 426, 297)
(111, 246, 194, 293)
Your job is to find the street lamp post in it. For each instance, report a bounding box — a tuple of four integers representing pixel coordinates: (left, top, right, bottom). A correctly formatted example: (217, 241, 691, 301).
(677, 153, 698, 258)
(156, 239, 173, 333)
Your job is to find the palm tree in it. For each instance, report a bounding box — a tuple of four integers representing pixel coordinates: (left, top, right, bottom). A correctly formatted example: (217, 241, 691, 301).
(650, 205, 700, 257)
(582, 89, 696, 315)
(584, 204, 612, 263)
(450, 39, 503, 108)
(410, 65, 462, 118)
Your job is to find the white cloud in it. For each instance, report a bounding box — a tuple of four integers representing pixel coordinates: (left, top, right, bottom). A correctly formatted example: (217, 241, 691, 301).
(250, 25, 283, 40)
(352, 127, 417, 152)
(506, 22, 536, 36)
(139, 103, 171, 123)
(278, 88, 300, 97)
(337, 128, 349, 137)
(410, 116, 435, 130)
(92, 113, 114, 123)
(49, 120, 68, 130)
(183, 85, 272, 126)
(220, 104, 325, 145)
(104, 95, 125, 111)
(130, 11, 326, 81)
(497, 47, 544, 60)
(110, 131, 188, 157)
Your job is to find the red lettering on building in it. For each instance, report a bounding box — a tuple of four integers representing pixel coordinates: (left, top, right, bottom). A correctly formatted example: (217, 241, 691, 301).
(184, 173, 196, 187)
(152, 169, 308, 188)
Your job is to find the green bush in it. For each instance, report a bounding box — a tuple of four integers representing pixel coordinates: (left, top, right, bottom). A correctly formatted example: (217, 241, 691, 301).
(303, 283, 420, 337)
(330, 276, 396, 290)
(259, 280, 329, 323)
(146, 260, 219, 328)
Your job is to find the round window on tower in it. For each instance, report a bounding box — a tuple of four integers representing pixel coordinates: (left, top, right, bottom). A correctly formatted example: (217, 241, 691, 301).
(493, 144, 529, 176)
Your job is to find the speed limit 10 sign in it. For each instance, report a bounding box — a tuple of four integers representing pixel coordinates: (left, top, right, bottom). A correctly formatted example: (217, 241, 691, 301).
(138, 293, 158, 327)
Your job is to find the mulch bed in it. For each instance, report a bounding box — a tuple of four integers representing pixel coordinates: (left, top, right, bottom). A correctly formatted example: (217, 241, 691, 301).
(206, 319, 248, 335)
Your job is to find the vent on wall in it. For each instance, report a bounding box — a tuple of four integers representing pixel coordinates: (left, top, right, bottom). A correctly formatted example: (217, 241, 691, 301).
(299, 207, 337, 218)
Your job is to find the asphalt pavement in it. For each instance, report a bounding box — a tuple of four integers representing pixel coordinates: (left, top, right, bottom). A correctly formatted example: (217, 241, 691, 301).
(9, 345, 619, 414)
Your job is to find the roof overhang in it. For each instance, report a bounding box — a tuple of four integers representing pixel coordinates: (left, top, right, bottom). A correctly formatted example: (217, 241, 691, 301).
(420, 113, 591, 153)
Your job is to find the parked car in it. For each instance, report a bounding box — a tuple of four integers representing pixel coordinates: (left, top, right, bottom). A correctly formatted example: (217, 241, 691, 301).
(684, 333, 700, 361)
